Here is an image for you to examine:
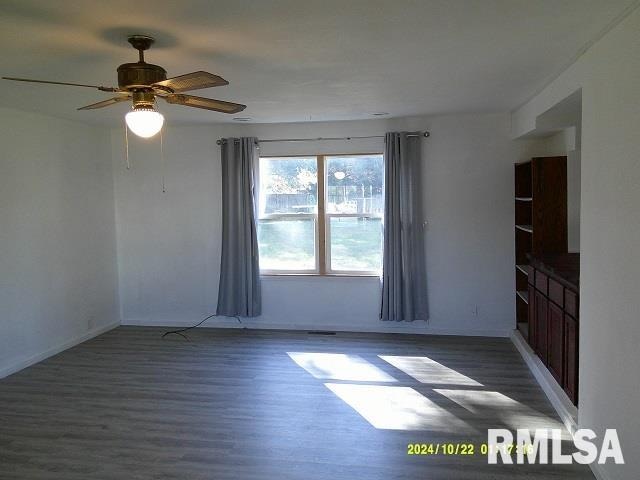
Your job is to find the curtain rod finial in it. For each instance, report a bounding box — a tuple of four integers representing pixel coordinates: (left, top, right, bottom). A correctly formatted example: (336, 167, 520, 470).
(423, 131, 430, 138)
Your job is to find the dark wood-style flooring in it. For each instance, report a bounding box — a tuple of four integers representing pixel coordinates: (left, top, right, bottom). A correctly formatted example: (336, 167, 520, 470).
(0, 327, 593, 479)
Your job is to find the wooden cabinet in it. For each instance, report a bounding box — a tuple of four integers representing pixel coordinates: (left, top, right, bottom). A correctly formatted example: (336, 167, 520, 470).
(565, 289, 578, 318)
(548, 278, 564, 307)
(527, 255, 579, 406)
(534, 290, 548, 363)
(564, 314, 579, 404)
(535, 271, 548, 295)
(547, 301, 564, 384)
(513, 157, 577, 406)
(563, 314, 578, 405)
(528, 284, 536, 350)
(514, 157, 567, 339)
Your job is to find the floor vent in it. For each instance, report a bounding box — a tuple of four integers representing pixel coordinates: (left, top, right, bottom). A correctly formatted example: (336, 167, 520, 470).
(307, 330, 337, 335)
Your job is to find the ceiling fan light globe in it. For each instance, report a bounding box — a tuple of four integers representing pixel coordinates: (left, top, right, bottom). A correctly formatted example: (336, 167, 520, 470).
(125, 109, 164, 138)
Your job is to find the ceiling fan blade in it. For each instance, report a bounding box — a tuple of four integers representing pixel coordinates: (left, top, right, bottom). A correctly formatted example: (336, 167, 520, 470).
(164, 94, 246, 114)
(77, 95, 131, 110)
(2, 76, 119, 92)
(152, 71, 228, 93)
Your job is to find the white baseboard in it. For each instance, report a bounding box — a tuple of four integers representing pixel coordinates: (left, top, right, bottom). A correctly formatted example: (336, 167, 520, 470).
(588, 463, 608, 480)
(0, 321, 120, 379)
(122, 317, 511, 337)
(510, 329, 578, 432)
(511, 331, 612, 480)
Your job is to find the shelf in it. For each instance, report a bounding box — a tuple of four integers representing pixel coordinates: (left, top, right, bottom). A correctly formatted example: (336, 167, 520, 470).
(515, 224, 533, 233)
(514, 156, 569, 338)
(516, 290, 529, 304)
(515, 159, 532, 166)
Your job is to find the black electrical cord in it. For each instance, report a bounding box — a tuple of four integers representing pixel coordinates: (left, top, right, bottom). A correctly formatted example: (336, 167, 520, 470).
(161, 313, 243, 340)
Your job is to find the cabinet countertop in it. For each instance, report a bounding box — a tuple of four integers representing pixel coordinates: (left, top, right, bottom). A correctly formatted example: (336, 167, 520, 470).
(528, 253, 580, 291)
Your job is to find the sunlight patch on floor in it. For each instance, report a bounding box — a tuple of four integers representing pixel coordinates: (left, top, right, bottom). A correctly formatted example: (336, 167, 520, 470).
(325, 383, 474, 432)
(287, 352, 397, 382)
(379, 355, 483, 386)
(434, 389, 569, 437)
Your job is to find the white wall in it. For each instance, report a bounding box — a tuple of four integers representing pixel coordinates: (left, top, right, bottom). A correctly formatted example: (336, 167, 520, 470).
(0, 108, 119, 377)
(512, 7, 640, 480)
(112, 113, 547, 336)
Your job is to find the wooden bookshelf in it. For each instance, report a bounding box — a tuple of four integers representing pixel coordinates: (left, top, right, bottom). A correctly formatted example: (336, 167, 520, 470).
(514, 157, 568, 337)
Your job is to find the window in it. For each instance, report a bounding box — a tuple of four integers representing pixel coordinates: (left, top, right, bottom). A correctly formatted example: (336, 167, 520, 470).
(257, 154, 384, 275)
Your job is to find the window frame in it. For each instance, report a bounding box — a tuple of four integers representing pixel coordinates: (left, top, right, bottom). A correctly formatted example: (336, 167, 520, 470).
(258, 153, 384, 277)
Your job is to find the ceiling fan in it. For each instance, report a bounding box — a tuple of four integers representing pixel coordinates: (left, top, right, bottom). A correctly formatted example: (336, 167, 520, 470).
(2, 35, 246, 138)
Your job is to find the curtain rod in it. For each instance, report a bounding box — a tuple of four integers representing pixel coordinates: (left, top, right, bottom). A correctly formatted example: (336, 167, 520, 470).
(216, 131, 430, 145)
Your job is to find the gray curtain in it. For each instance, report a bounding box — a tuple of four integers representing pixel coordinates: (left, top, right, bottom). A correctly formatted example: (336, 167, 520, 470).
(216, 137, 261, 317)
(381, 132, 428, 322)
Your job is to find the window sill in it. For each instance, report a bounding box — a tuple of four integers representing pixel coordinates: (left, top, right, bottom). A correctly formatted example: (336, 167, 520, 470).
(260, 273, 381, 278)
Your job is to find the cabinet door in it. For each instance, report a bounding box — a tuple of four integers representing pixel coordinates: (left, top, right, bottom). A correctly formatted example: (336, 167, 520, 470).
(535, 291, 548, 364)
(564, 314, 579, 405)
(547, 301, 564, 384)
(528, 284, 536, 350)
(565, 289, 578, 318)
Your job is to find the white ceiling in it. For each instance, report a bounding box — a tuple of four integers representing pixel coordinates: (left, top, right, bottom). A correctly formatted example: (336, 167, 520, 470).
(0, 0, 635, 125)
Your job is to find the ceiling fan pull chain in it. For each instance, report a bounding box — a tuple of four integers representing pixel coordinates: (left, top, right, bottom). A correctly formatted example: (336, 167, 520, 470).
(160, 129, 166, 193)
(124, 122, 131, 170)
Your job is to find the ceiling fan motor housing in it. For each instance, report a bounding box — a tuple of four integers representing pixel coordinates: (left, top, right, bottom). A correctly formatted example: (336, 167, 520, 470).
(131, 91, 156, 109)
(117, 62, 167, 91)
